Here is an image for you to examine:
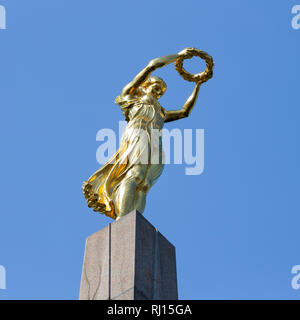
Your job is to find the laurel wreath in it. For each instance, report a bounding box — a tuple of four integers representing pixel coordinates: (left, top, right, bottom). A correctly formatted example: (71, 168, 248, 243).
(175, 48, 214, 84)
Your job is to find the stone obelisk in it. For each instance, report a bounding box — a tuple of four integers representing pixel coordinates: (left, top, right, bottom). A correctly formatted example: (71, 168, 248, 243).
(79, 210, 178, 300)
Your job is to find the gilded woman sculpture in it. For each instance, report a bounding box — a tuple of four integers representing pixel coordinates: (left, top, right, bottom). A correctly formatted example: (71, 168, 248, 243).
(82, 48, 214, 220)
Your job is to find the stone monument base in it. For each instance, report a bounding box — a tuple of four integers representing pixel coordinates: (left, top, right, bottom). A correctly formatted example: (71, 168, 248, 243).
(79, 210, 178, 300)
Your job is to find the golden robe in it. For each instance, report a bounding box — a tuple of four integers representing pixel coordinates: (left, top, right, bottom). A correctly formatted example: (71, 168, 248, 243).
(82, 95, 165, 219)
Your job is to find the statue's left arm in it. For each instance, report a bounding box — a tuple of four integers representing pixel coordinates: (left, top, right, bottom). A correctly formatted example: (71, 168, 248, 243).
(164, 82, 201, 123)
(118, 48, 194, 99)
(119, 54, 177, 98)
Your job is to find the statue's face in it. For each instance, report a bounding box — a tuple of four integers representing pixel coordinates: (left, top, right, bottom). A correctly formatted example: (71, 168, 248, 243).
(146, 81, 165, 99)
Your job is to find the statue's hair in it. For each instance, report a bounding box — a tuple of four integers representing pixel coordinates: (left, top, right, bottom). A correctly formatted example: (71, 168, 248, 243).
(142, 76, 167, 94)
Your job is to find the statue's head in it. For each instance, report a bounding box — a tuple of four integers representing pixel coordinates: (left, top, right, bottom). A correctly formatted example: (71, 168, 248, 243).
(142, 76, 167, 99)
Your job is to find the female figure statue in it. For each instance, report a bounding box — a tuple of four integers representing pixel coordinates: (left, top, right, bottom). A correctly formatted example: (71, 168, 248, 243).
(82, 48, 213, 220)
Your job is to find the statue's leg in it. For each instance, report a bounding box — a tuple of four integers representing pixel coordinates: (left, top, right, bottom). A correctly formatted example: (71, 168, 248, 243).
(130, 163, 164, 215)
(134, 189, 147, 214)
(115, 164, 148, 219)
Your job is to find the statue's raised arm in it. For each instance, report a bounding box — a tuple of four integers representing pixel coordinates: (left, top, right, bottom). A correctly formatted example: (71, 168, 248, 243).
(164, 82, 202, 123)
(119, 48, 196, 99)
(164, 47, 214, 122)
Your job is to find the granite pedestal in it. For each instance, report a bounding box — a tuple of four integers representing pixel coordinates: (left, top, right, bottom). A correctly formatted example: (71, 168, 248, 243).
(79, 210, 178, 300)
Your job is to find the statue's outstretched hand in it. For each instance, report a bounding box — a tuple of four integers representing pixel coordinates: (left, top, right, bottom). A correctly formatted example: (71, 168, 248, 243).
(178, 47, 195, 58)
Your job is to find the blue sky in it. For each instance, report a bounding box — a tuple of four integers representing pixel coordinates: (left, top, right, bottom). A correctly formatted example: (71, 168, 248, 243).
(0, 0, 300, 300)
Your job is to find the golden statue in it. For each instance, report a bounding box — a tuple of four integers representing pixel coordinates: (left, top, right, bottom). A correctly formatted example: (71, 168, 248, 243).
(82, 48, 214, 220)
